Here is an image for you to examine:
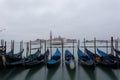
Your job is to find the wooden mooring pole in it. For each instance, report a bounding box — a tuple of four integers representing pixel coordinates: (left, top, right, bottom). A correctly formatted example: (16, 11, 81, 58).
(84, 38, 86, 52)
(11, 40, 14, 57)
(111, 36, 114, 55)
(61, 40, 64, 63)
(13, 40, 14, 54)
(115, 38, 118, 50)
(73, 40, 75, 56)
(94, 38, 96, 55)
(26, 42, 29, 57)
(50, 39, 52, 58)
(20, 41, 22, 52)
(44, 40, 46, 52)
(5, 41, 6, 55)
(78, 40, 80, 49)
(40, 40, 41, 51)
(20, 41, 22, 58)
(30, 40, 31, 56)
(0, 40, 6, 55)
(1, 40, 4, 47)
(106, 40, 108, 54)
(11, 40, 13, 56)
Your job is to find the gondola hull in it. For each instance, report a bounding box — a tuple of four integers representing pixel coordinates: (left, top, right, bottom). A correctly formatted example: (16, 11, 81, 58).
(65, 50, 76, 70)
(77, 49, 95, 70)
(6, 49, 42, 68)
(5, 49, 24, 63)
(23, 49, 49, 68)
(6, 59, 24, 68)
(47, 48, 61, 69)
(47, 60, 61, 68)
(78, 58, 95, 70)
(65, 59, 76, 70)
(24, 60, 45, 68)
(97, 49, 118, 69)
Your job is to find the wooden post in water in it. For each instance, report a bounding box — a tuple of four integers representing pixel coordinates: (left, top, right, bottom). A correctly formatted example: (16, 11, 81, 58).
(22, 40, 24, 49)
(44, 40, 46, 52)
(20, 40, 23, 58)
(1, 40, 3, 52)
(1, 40, 2, 46)
(20, 40, 23, 51)
(50, 39, 52, 58)
(84, 38, 86, 53)
(5, 41, 6, 55)
(12, 40, 14, 57)
(1, 40, 5, 55)
(26, 42, 29, 57)
(78, 40, 80, 49)
(61, 40, 64, 63)
(106, 40, 108, 54)
(1, 40, 4, 47)
(94, 38, 96, 55)
(111, 36, 114, 55)
(115, 38, 118, 50)
(13, 40, 14, 53)
(40, 40, 41, 51)
(73, 40, 75, 56)
(10, 40, 12, 57)
(20, 41, 22, 52)
(44, 40, 47, 65)
(30, 40, 31, 56)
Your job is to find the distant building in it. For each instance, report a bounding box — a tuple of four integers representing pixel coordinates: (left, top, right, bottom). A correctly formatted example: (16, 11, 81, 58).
(47, 31, 77, 45)
(33, 31, 77, 45)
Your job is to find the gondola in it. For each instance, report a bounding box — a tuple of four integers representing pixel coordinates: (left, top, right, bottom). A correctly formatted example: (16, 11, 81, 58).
(85, 48, 97, 60)
(47, 48, 61, 68)
(77, 48, 94, 69)
(85, 48, 101, 65)
(65, 50, 76, 70)
(114, 49, 120, 65)
(97, 49, 118, 69)
(24, 49, 49, 68)
(6, 49, 41, 68)
(5, 49, 24, 62)
(114, 49, 120, 55)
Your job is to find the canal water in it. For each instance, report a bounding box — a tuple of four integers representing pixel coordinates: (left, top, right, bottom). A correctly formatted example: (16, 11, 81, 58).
(0, 41, 120, 80)
(0, 61, 120, 80)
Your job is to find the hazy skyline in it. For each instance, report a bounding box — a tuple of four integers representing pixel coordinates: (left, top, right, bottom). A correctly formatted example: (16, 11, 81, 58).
(0, 0, 120, 41)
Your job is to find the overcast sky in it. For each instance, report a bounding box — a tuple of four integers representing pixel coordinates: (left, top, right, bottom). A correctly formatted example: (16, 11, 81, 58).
(0, 0, 120, 41)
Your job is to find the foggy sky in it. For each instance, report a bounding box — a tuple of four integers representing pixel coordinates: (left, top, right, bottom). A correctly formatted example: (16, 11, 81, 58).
(0, 0, 120, 41)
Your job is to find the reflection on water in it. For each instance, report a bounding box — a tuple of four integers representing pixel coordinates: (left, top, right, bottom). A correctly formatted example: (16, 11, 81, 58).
(6, 68, 24, 80)
(25, 65, 44, 80)
(1, 43, 119, 80)
(0, 63, 119, 80)
(80, 65, 96, 80)
(98, 66, 118, 80)
(65, 64, 76, 80)
(0, 68, 24, 80)
(0, 68, 14, 80)
(46, 63, 60, 80)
